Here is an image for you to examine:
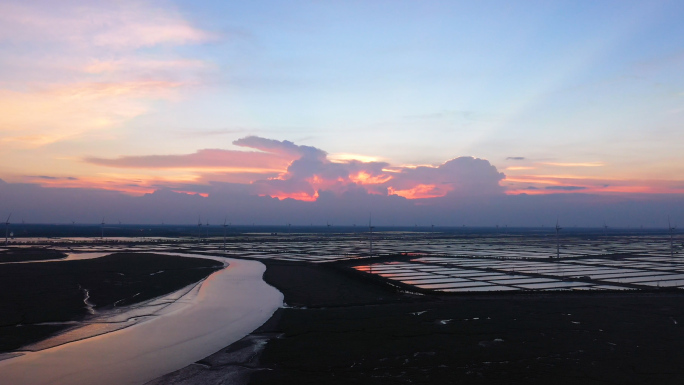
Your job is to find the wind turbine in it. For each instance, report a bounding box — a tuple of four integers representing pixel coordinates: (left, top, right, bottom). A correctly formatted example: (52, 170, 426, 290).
(206, 220, 210, 239)
(555, 219, 562, 259)
(369, 213, 375, 274)
(603, 221, 608, 236)
(369, 214, 375, 256)
(197, 216, 202, 242)
(222, 216, 228, 253)
(669, 216, 677, 261)
(100, 218, 105, 240)
(4, 213, 11, 246)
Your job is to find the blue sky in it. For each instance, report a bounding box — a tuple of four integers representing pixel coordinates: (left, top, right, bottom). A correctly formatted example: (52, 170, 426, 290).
(167, 0, 684, 166)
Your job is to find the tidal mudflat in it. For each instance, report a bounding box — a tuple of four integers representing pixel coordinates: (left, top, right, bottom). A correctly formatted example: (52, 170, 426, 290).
(0, 252, 222, 352)
(0, 251, 282, 385)
(2, 230, 684, 384)
(247, 260, 684, 384)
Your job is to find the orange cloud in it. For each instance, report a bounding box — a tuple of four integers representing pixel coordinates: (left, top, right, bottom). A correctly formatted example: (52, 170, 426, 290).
(506, 166, 536, 170)
(504, 172, 684, 195)
(329, 153, 383, 163)
(349, 171, 393, 185)
(26, 176, 155, 195)
(83, 58, 208, 75)
(16, 134, 684, 202)
(15, 137, 510, 201)
(388, 184, 445, 199)
(172, 190, 209, 198)
(0, 81, 183, 147)
(0, 1, 215, 148)
(268, 191, 319, 202)
(71, 138, 506, 201)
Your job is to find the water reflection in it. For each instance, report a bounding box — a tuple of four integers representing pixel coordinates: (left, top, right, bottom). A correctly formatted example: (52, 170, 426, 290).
(0, 256, 283, 385)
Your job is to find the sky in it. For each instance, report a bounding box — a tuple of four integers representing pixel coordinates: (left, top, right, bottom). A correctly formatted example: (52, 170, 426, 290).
(1, 0, 683, 226)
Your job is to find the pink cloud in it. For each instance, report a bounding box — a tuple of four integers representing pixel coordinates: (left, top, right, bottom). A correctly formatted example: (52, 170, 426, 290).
(0, 1, 216, 148)
(386, 157, 506, 198)
(78, 136, 507, 201)
(0, 1, 214, 49)
(229, 137, 505, 201)
(0, 81, 185, 147)
(85, 148, 293, 172)
(503, 174, 684, 195)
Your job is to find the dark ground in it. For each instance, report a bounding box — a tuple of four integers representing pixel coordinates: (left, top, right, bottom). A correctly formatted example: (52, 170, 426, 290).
(244, 260, 684, 385)
(0, 247, 67, 263)
(0, 251, 222, 352)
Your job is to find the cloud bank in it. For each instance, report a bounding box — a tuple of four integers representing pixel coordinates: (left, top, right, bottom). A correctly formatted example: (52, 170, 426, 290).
(2, 136, 682, 227)
(1, 177, 682, 227)
(83, 136, 505, 202)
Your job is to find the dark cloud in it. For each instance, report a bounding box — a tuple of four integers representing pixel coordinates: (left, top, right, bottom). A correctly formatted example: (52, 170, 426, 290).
(1, 179, 683, 227)
(233, 136, 326, 159)
(231, 137, 505, 200)
(78, 136, 510, 202)
(545, 186, 587, 191)
(386, 157, 505, 198)
(506, 157, 526, 161)
(28, 175, 79, 181)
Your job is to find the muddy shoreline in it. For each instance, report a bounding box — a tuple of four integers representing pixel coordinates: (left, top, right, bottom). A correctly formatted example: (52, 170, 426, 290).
(0, 251, 222, 352)
(242, 260, 684, 384)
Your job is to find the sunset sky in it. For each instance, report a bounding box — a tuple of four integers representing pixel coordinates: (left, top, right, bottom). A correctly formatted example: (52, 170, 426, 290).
(1, 0, 683, 226)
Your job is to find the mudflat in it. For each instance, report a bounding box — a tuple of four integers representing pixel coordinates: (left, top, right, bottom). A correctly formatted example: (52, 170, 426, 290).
(0, 252, 222, 352)
(247, 260, 684, 385)
(0, 247, 67, 263)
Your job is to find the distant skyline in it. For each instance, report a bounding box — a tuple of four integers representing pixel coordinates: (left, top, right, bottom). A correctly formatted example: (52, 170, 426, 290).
(1, 1, 683, 226)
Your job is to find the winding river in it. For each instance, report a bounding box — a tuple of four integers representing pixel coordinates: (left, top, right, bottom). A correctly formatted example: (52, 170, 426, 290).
(0, 254, 283, 385)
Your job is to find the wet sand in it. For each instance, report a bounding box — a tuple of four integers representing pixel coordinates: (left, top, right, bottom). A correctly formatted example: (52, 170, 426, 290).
(241, 260, 684, 384)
